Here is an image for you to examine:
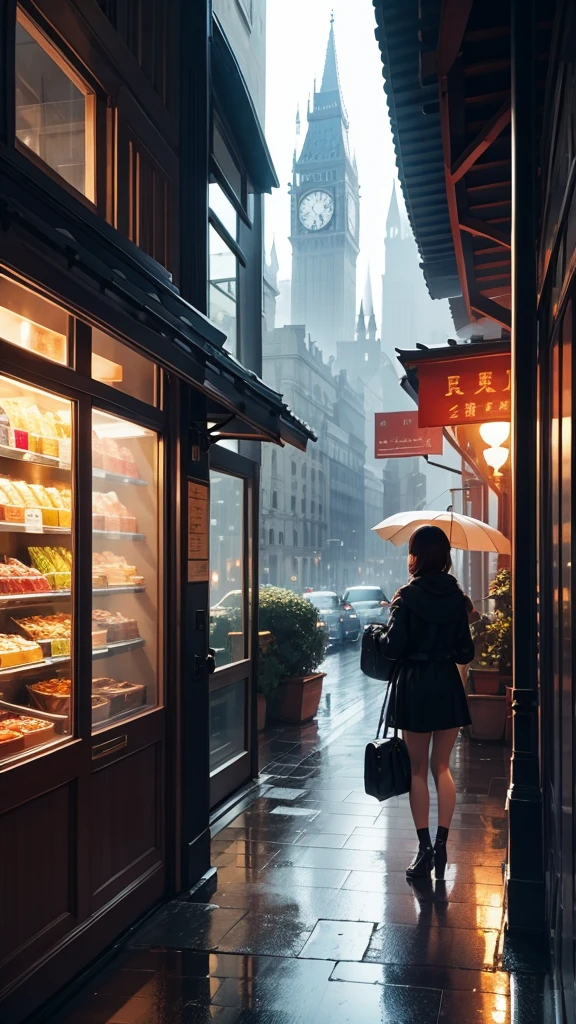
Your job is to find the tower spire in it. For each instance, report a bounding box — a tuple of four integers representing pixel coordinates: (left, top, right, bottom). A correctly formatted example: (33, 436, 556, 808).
(386, 180, 401, 240)
(356, 300, 367, 342)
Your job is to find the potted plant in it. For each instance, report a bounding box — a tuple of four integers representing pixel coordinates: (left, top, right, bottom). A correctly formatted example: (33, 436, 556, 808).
(467, 570, 512, 740)
(258, 586, 327, 723)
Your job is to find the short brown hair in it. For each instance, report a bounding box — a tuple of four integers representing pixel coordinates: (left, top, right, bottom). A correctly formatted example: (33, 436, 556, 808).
(408, 525, 452, 576)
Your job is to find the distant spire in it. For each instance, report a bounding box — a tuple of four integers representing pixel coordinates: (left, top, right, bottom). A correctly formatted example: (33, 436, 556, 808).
(295, 104, 300, 136)
(367, 310, 377, 343)
(321, 14, 340, 94)
(356, 300, 367, 342)
(363, 269, 374, 317)
(269, 238, 279, 278)
(386, 180, 401, 239)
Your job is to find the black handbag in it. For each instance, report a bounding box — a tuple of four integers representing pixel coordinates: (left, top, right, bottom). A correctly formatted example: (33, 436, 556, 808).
(364, 679, 411, 801)
(361, 623, 395, 681)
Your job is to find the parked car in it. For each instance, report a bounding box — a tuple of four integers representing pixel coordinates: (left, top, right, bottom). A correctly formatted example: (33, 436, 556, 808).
(342, 585, 391, 627)
(211, 590, 242, 617)
(303, 591, 361, 644)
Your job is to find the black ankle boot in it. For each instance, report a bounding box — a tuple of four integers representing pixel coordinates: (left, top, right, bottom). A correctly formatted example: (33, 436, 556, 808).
(434, 826, 449, 879)
(406, 845, 434, 879)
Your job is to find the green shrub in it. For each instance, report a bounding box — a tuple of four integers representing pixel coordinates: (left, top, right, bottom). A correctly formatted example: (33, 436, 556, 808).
(470, 569, 512, 673)
(257, 586, 327, 695)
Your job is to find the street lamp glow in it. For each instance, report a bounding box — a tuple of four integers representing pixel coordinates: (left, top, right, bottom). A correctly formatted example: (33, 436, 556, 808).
(483, 446, 509, 477)
(479, 421, 510, 447)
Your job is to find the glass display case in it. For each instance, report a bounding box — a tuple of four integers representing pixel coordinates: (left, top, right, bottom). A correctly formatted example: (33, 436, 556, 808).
(0, 375, 74, 764)
(91, 409, 160, 731)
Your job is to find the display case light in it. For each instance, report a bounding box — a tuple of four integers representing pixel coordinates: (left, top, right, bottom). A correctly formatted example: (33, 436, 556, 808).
(0, 306, 66, 364)
(92, 410, 152, 440)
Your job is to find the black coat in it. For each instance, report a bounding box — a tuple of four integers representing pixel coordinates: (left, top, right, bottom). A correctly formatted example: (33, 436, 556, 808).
(379, 572, 475, 733)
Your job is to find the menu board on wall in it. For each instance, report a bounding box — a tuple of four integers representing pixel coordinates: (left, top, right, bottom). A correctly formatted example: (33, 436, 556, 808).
(187, 480, 209, 583)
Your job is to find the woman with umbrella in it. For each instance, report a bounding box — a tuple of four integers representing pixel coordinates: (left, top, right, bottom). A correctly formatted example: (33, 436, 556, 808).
(377, 525, 475, 880)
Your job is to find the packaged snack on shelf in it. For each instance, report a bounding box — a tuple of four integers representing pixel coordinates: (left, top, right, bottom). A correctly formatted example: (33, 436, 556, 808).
(0, 727, 24, 755)
(28, 547, 72, 590)
(92, 551, 143, 587)
(92, 436, 138, 478)
(92, 491, 137, 533)
(14, 613, 71, 656)
(0, 557, 51, 594)
(92, 677, 146, 716)
(92, 609, 140, 642)
(0, 634, 43, 668)
(0, 713, 55, 748)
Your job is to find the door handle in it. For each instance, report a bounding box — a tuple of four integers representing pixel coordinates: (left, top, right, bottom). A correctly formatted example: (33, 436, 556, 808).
(193, 650, 216, 678)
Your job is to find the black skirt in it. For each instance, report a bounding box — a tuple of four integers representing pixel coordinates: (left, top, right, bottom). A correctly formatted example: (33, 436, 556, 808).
(386, 659, 471, 734)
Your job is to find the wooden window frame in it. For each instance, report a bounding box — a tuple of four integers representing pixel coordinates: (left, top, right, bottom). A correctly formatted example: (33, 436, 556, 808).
(15, 7, 97, 205)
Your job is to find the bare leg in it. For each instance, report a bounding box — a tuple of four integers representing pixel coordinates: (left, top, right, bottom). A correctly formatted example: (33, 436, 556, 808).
(430, 728, 460, 828)
(403, 730, 432, 830)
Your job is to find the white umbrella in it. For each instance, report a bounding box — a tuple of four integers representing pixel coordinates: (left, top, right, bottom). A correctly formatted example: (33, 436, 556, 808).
(371, 510, 510, 555)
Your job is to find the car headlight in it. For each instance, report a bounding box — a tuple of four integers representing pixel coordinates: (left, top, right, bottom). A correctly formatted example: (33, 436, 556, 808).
(317, 620, 326, 628)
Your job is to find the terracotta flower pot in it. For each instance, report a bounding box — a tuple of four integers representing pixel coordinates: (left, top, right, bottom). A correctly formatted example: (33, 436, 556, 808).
(280, 672, 325, 724)
(471, 668, 502, 695)
(257, 693, 267, 732)
(468, 694, 506, 741)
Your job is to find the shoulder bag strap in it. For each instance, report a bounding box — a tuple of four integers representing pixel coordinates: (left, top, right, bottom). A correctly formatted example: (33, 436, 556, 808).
(376, 679, 391, 738)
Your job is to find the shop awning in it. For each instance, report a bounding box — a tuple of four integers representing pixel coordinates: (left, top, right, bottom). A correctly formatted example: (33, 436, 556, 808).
(0, 167, 314, 450)
(372, 1, 552, 329)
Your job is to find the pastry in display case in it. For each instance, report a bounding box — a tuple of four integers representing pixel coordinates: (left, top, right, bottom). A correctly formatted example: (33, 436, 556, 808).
(0, 374, 75, 764)
(92, 409, 159, 732)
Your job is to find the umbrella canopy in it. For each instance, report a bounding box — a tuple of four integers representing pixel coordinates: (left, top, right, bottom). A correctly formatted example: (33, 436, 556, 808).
(372, 510, 510, 555)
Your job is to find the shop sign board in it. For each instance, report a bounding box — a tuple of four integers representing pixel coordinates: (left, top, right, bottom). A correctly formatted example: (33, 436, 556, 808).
(416, 352, 511, 427)
(188, 480, 209, 582)
(374, 411, 443, 458)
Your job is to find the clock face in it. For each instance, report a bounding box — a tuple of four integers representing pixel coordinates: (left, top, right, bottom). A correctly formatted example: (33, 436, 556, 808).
(298, 190, 334, 231)
(347, 194, 357, 235)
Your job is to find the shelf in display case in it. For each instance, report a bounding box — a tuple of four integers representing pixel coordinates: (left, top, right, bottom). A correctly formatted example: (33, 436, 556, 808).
(0, 522, 70, 535)
(93, 468, 147, 487)
(0, 636, 146, 678)
(0, 584, 145, 608)
(93, 530, 147, 542)
(93, 637, 146, 659)
(0, 443, 70, 471)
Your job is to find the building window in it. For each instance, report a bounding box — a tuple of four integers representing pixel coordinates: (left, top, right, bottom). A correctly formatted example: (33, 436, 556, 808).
(279, 532, 284, 545)
(268, 528, 274, 545)
(301, 464, 307, 479)
(209, 224, 237, 356)
(293, 530, 298, 547)
(271, 450, 278, 476)
(301, 498, 306, 513)
(290, 495, 296, 512)
(291, 460, 296, 476)
(311, 500, 315, 514)
(15, 9, 95, 201)
(272, 490, 278, 509)
(311, 469, 316, 484)
(209, 182, 237, 239)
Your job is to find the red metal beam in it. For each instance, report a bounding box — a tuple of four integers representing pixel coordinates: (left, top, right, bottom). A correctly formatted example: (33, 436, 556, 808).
(459, 215, 511, 250)
(451, 101, 511, 183)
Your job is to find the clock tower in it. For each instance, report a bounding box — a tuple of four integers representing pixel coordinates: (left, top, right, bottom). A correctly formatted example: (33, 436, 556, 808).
(290, 16, 359, 358)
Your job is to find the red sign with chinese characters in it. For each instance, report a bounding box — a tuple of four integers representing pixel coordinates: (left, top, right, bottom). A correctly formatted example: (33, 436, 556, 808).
(374, 411, 443, 459)
(416, 352, 511, 427)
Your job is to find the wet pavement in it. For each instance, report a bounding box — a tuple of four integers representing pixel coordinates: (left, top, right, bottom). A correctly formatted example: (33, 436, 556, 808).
(41, 646, 552, 1023)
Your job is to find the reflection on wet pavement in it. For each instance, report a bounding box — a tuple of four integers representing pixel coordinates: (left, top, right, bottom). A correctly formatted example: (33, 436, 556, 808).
(46, 647, 551, 1023)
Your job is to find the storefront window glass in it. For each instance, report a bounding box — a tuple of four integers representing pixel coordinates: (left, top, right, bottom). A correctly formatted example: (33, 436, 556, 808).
(91, 410, 160, 732)
(0, 376, 74, 764)
(209, 182, 237, 239)
(91, 328, 157, 406)
(15, 10, 95, 201)
(209, 225, 238, 357)
(209, 471, 245, 668)
(0, 275, 68, 365)
(209, 678, 246, 773)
